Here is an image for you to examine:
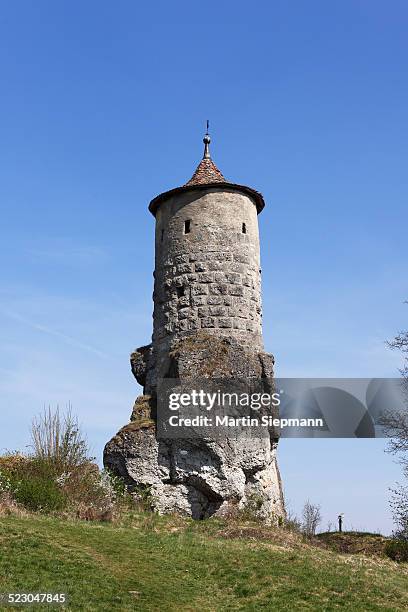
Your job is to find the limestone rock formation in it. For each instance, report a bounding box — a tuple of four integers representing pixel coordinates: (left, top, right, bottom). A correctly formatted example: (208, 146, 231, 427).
(104, 333, 284, 522)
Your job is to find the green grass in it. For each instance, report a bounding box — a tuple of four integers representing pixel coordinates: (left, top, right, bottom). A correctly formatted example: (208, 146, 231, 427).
(0, 514, 407, 611)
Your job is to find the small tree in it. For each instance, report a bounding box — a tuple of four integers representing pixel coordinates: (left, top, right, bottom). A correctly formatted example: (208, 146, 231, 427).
(302, 500, 322, 537)
(389, 485, 408, 540)
(381, 303, 408, 539)
(31, 406, 92, 471)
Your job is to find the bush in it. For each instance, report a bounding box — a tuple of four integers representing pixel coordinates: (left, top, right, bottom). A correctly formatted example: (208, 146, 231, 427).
(0, 409, 131, 520)
(284, 511, 302, 534)
(385, 539, 408, 563)
(0, 456, 131, 516)
(59, 464, 129, 516)
(1, 456, 67, 512)
(389, 485, 408, 541)
(0, 469, 16, 497)
(13, 474, 66, 512)
(31, 407, 92, 471)
(302, 500, 322, 537)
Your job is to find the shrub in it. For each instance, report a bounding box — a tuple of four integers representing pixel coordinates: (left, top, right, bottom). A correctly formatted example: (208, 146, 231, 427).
(59, 465, 128, 515)
(0, 469, 22, 516)
(302, 500, 322, 537)
(0, 470, 16, 496)
(31, 406, 92, 472)
(384, 539, 408, 563)
(0, 453, 28, 474)
(389, 485, 408, 541)
(0, 455, 131, 517)
(0, 409, 131, 520)
(284, 510, 302, 533)
(1, 455, 67, 513)
(13, 473, 66, 512)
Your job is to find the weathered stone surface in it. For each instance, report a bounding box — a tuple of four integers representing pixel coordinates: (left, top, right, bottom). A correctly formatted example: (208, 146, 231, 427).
(130, 344, 153, 386)
(151, 189, 264, 366)
(105, 406, 283, 521)
(104, 175, 285, 522)
(130, 395, 156, 424)
(104, 334, 284, 522)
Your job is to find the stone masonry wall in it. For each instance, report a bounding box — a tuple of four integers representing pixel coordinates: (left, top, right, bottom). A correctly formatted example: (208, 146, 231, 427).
(153, 188, 263, 368)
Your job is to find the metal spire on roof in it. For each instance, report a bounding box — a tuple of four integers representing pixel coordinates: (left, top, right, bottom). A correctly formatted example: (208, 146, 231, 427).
(203, 119, 211, 159)
(183, 121, 226, 186)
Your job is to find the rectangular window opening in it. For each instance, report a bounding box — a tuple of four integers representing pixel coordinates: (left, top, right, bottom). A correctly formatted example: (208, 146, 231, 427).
(161, 229, 164, 242)
(242, 222, 247, 234)
(184, 220, 191, 234)
(176, 286, 185, 298)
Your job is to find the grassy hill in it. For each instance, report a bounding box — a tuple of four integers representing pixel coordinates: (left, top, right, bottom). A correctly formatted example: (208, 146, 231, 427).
(0, 512, 407, 611)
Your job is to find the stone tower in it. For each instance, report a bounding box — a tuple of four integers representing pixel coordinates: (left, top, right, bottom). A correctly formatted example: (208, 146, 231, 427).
(104, 128, 285, 521)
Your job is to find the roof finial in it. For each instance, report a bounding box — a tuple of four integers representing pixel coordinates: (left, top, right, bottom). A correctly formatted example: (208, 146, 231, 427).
(203, 119, 211, 159)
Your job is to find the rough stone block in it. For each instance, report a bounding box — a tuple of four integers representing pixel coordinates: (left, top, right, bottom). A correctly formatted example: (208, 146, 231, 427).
(225, 272, 241, 284)
(191, 295, 207, 306)
(175, 254, 189, 265)
(191, 284, 208, 296)
(197, 272, 214, 283)
(233, 253, 250, 264)
(177, 263, 193, 274)
(231, 263, 245, 274)
(209, 284, 228, 295)
(194, 262, 207, 272)
(208, 261, 222, 271)
(229, 285, 244, 296)
(178, 308, 191, 320)
(209, 305, 226, 317)
(207, 296, 223, 305)
(235, 304, 248, 317)
(200, 317, 216, 328)
(220, 252, 233, 261)
(218, 318, 233, 328)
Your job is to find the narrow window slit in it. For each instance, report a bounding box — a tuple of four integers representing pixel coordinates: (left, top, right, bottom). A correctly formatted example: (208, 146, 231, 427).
(161, 229, 164, 242)
(242, 222, 247, 234)
(184, 220, 191, 234)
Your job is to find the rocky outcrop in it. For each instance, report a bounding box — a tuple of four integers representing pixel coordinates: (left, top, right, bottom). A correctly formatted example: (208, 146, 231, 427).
(104, 333, 285, 522)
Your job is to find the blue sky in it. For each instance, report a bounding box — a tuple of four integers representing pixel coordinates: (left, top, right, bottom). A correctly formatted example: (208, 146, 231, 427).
(0, 1, 407, 533)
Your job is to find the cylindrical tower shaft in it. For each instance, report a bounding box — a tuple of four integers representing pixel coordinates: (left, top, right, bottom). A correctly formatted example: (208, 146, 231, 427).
(153, 187, 263, 360)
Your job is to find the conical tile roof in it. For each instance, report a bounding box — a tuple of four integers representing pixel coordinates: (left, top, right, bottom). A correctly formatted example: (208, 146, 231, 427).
(148, 126, 265, 216)
(185, 157, 226, 186)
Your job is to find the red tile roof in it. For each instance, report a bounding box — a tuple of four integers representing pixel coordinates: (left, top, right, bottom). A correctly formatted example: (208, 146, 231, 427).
(185, 158, 226, 186)
(148, 134, 266, 216)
